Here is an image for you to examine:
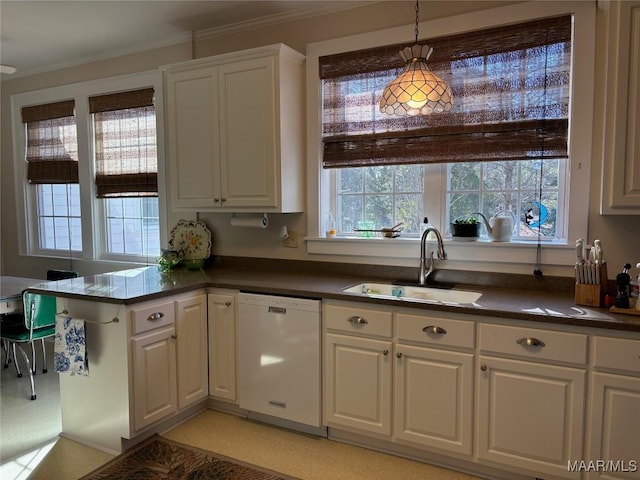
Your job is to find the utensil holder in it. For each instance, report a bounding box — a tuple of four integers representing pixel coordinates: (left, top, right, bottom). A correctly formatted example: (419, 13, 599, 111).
(574, 262, 608, 307)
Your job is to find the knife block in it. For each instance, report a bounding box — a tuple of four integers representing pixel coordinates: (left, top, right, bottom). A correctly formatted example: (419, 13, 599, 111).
(574, 263, 608, 307)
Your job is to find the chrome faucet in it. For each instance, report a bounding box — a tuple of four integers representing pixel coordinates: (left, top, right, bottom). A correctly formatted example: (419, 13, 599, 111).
(419, 226, 447, 285)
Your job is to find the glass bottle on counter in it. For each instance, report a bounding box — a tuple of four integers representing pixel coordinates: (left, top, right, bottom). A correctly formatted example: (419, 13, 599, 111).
(325, 213, 336, 237)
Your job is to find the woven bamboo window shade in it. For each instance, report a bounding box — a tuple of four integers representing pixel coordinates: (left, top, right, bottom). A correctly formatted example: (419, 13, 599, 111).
(89, 88, 157, 198)
(320, 15, 571, 168)
(21, 100, 79, 183)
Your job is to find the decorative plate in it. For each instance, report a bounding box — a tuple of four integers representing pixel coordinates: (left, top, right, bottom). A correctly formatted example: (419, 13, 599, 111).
(168, 220, 212, 260)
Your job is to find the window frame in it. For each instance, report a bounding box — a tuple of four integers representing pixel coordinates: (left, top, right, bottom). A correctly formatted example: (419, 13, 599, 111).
(11, 71, 167, 265)
(306, 1, 595, 271)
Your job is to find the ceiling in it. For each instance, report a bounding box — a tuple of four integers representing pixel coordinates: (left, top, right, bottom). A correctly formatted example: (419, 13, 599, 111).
(0, 1, 365, 79)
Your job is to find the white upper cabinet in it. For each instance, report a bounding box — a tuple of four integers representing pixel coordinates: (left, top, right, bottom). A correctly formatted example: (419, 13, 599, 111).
(601, 1, 640, 214)
(163, 44, 305, 213)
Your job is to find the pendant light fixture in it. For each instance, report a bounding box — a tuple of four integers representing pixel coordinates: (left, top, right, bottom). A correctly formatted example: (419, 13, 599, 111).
(380, 0, 453, 116)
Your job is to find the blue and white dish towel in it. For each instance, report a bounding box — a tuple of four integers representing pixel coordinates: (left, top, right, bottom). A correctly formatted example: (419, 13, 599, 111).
(54, 314, 89, 376)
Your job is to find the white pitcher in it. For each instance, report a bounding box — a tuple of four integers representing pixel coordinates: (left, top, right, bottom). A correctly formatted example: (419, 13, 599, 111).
(475, 211, 514, 242)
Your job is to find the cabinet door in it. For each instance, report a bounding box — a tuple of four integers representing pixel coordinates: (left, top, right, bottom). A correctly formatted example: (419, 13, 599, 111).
(588, 373, 640, 480)
(132, 327, 177, 431)
(324, 333, 392, 436)
(166, 67, 221, 208)
(208, 292, 237, 402)
(477, 355, 585, 480)
(175, 294, 208, 409)
(394, 344, 473, 455)
(601, 0, 640, 214)
(218, 57, 277, 208)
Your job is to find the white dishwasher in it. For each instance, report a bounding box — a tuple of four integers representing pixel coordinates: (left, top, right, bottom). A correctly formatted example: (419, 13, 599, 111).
(238, 293, 324, 435)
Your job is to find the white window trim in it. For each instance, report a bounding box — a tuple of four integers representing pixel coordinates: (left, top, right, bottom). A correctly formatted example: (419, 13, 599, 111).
(10, 70, 167, 264)
(305, 1, 596, 272)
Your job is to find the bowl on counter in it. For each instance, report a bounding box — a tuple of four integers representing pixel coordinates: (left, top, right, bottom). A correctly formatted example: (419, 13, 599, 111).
(158, 249, 183, 273)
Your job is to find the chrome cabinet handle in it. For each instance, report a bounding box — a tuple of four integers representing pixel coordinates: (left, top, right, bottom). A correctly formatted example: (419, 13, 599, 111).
(423, 325, 447, 335)
(147, 312, 164, 321)
(225, 301, 232, 307)
(383, 350, 389, 356)
(396, 352, 403, 359)
(347, 316, 368, 325)
(517, 337, 546, 347)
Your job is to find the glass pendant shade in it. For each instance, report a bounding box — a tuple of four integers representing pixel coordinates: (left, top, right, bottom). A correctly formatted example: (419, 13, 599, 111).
(380, 44, 453, 116)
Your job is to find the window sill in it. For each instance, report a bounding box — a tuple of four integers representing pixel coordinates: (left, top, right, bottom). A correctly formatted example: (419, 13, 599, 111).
(306, 236, 576, 271)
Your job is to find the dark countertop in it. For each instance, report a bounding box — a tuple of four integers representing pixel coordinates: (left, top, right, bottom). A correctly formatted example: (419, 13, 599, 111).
(27, 259, 640, 333)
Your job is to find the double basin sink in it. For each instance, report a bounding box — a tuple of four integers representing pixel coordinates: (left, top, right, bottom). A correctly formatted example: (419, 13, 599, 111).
(342, 282, 482, 305)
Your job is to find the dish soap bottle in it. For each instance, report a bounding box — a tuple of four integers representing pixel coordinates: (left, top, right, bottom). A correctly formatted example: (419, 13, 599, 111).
(325, 213, 336, 237)
(420, 217, 437, 239)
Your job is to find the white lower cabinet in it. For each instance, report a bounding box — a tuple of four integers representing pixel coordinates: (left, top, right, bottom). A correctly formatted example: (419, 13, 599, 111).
(175, 293, 208, 409)
(395, 344, 473, 455)
(587, 335, 640, 480)
(131, 292, 208, 432)
(208, 290, 238, 402)
(477, 355, 586, 479)
(132, 326, 178, 430)
(394, 312, 475, 456)
(322, 301, 640, 480)
(478, 323, 587, 480)
(324, 332, 392, 436)
(323, 302, 474, 457)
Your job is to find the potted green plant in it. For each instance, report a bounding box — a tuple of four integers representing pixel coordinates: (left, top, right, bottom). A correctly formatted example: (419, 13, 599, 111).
(451, 216, 480, 240)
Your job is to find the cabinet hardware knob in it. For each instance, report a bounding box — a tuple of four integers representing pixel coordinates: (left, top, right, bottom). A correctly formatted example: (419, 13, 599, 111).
(383, 350, 389, 356)
(516, 337, 545, 347)
(225, 301, 232, 307)
(423, 325, 447, 335)
(347, 315, 368, 325)
(213, 198, 220, 203)
(480, 364, 487, 371)
(171, 334, 177, 340)
(221, 198, 227, 203)
(396, 352, 403, 359)
(147, 312, 164, 321)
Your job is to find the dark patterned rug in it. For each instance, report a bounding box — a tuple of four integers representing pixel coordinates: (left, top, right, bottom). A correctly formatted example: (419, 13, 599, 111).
(80, 434, 299, 480)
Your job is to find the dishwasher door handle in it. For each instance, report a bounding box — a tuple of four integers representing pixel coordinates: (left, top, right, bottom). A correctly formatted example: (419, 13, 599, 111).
(268, 306, 287, 315)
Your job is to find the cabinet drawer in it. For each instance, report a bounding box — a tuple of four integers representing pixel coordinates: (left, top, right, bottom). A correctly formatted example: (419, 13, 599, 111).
(479, 323, 587, 365)
(131, 300, 175, 334)
(325, 304, 392, 338)
(397, 313, 474, 349)
(593, 336, 640, 375)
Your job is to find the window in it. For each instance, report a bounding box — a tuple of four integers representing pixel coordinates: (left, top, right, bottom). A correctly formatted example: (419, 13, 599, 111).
(36, 184, 82, 251)
(12, 72, 164, 264)
(307, 2, 595, 267)
(21, 99, 82, 254)
(104, 198, 159, 256)
(336, 165, 425, 235)
(90, 88, 160, 259)
(322, 16, 571, 242)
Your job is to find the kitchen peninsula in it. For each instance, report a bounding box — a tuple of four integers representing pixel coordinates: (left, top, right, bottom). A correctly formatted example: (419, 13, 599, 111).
(30, 259, 640, 480)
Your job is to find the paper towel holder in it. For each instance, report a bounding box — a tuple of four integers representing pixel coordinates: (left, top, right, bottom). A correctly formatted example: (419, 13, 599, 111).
(230, 213, 269, 228)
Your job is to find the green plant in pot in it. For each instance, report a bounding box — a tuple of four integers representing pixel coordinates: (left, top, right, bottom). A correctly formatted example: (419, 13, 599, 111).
(451, 215, 480, 239)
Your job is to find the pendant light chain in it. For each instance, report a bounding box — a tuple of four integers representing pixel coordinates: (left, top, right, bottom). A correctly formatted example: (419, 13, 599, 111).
(379, 0, 453, 116)
(414, 0, 420, 43)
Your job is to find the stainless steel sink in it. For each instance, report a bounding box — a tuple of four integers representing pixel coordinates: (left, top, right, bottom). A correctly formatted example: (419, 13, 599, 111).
(342, 282, 482, 305)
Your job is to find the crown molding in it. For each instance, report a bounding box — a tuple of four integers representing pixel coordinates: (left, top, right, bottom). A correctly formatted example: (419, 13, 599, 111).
(195, 1, 374, 41)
